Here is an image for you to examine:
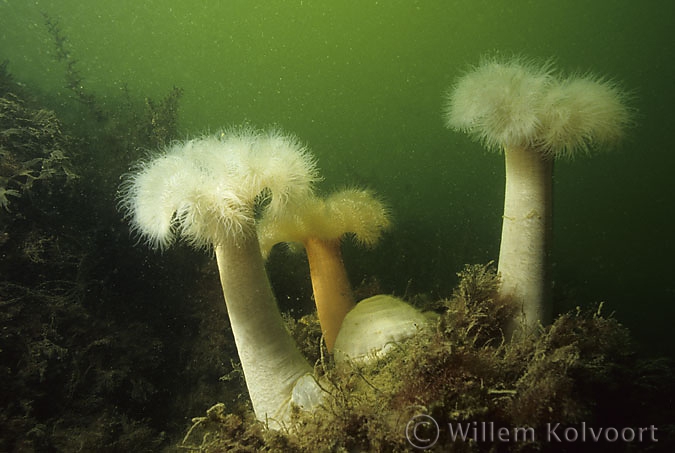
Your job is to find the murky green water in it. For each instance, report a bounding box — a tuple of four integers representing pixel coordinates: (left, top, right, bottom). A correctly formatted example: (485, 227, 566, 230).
(2, 0, 673, 358)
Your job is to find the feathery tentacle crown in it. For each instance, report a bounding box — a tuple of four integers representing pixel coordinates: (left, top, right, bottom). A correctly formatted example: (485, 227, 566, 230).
(444, 56, 631, 158)
(119, 127, 319, 250)
(257, 188, 391, 256)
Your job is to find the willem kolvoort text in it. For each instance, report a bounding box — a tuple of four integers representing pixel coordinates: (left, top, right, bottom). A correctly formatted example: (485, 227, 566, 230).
(447, 421, 658, 443)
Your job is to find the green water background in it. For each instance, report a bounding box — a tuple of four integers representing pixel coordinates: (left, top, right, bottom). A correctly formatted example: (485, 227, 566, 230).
(1, 0, 674, 356)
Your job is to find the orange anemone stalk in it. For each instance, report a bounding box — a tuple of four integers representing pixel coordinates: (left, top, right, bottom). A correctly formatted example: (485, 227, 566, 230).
(259, 188, 391, 352)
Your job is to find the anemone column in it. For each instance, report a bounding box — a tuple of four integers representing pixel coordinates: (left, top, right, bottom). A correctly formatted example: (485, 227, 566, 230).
(215, 233, 316, 424)
(499, 146, 553, 327)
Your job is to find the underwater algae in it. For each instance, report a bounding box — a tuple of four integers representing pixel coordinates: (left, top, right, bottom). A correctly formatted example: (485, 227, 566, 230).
(175, 264, 673, 452)
(0, 47, 218, 451)
(1, 7, 673, 452)
(0, 62, 77, 213)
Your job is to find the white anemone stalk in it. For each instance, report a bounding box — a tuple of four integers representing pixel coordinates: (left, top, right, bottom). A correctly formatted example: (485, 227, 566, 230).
(445, 56, 631, 330)
(119, 127, 323, 427)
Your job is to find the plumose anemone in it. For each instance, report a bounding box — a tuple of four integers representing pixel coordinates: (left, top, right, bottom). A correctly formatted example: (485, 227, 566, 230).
(444, 56, 631, 330)
(258, 188, 391, 352)
(119, 127, 323, 428)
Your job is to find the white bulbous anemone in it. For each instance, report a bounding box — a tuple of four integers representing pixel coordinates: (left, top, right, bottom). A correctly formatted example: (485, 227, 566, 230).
(333, 295, 430, 364)
(119, 127, 323, 428)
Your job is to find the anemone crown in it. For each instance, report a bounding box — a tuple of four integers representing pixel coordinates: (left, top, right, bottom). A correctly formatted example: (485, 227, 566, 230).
(444, 56, 632, 159)
(119, 127, 319, 250)
(258, 187, 391, 256)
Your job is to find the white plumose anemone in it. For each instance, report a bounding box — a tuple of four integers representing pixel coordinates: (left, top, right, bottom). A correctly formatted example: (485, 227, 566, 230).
(445, 57, 631, 331)
(119, 127, 322, 428)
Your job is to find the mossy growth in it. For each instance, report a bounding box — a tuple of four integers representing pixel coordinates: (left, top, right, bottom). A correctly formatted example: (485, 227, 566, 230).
(0, 58, 198, 451)
(171, 263, 673, 453)
(0, 84, 77, 212)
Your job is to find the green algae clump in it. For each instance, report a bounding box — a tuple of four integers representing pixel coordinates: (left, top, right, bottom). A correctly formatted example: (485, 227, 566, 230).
(171, 262, 672, 452)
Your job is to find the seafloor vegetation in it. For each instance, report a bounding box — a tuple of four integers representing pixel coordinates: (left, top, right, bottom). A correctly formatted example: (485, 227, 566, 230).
(0, 29, 241, 450)
(172, 264, 674, 452)
(1, 17, 673, 453)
